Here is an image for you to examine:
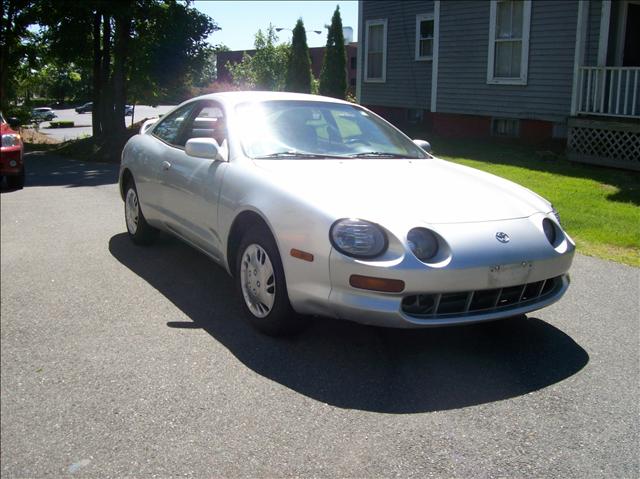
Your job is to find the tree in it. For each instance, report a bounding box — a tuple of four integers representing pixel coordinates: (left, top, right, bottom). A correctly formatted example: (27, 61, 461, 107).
(0, 0, 39, 111)
(34, 0, 217, 147)
(192, 43, 228, 88)
(285, 18, 312, 93)
(228, 25, 290, 91)
(319, 5, 347, 99)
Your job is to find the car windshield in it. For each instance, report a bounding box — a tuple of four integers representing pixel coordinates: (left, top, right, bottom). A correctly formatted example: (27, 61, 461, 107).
(235, 100, 429, 160)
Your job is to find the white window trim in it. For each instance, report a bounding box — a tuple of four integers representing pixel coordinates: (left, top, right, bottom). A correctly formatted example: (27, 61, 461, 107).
(415, 13, 434, 61)
(364, 18, 387, 83)
(356, 0, 363, 102)
(486, 0, 532, 85)
(431, 1, 441, 112)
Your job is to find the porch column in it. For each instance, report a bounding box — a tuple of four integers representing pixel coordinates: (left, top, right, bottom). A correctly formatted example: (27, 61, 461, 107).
(597, 0, 612, 67)
(570, 1, 589, 115)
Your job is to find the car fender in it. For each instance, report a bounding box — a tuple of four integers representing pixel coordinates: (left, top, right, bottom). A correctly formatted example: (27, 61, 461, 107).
(218, 163, 337, 317)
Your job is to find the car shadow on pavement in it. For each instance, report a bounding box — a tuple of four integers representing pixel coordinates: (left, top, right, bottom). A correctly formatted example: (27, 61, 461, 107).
(0, 152, 118, 193)
(109, 232, 589, 414)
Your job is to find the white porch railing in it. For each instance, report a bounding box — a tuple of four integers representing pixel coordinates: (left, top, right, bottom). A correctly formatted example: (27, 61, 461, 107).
(576, 66, 640, 118)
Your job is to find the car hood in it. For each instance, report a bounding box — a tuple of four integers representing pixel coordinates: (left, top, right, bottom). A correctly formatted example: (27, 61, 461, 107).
(253, 157, 551, 224)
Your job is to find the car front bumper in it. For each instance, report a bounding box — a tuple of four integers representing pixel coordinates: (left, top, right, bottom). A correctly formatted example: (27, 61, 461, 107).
(324, 217, 575, 328)
(0, 146, 24, 175)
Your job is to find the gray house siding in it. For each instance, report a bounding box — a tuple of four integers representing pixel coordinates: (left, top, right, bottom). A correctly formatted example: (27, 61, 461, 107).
(436, 0, 579, 123)
(360, 0, 434, 110)
(585, 0, 602, 66)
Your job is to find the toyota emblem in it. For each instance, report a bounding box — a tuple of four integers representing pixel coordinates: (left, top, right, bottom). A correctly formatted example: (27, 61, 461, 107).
(495, 232, 510, 243)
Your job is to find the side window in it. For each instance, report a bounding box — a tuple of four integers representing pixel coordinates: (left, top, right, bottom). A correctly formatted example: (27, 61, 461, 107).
(152, 103, 197, 146)
(184, 103, 227, 147)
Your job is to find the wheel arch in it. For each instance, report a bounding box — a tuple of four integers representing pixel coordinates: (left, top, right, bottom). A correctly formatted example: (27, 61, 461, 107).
(120, 168, 134, 201)
(226, 209, 277, 276)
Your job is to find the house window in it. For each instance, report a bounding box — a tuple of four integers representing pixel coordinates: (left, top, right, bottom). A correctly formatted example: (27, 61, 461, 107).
(487, 0, 531, 84)
(491, 118, 520, 137)
(365, 19, 387, 82)
(415, 14, 434, 60)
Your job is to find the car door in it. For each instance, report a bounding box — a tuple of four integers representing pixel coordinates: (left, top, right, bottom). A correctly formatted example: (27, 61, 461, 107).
(145, 102, 199, 225)
(159, 100, 229, 259)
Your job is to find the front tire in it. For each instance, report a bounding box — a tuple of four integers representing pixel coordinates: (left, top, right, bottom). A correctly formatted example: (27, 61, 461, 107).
(235, 225, 305, 336)
(124, 179, 158, 245)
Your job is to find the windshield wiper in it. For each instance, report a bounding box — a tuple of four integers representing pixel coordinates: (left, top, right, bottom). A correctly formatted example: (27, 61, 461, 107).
(254, 151, 346, 159)
(347, 151, 413, 159)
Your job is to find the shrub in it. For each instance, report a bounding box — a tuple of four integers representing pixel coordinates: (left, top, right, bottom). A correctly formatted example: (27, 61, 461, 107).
(285, 19, 312, 93)
(49, 121, 74, 128)
(4, 106, 31, 126)
(319, 6, 347, 99)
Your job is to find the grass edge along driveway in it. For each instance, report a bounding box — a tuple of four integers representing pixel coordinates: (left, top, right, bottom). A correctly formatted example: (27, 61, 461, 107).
(426, 136, 639, 267)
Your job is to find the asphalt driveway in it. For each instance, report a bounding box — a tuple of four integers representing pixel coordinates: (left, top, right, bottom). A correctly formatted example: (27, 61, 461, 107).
(1, 153, 638, 477)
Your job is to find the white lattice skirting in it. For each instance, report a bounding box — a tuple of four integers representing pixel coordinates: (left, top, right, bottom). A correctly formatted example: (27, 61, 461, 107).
(568, 118, 640, 171)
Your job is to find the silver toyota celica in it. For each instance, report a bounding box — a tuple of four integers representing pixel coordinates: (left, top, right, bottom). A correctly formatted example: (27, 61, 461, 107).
(119, 92, 575, 335)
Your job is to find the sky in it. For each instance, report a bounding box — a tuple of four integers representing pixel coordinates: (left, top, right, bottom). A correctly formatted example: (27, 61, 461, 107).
(192, 1, 358, 51)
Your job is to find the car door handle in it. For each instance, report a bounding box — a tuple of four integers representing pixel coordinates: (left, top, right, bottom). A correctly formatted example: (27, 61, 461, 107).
(161, 161, 171, 171)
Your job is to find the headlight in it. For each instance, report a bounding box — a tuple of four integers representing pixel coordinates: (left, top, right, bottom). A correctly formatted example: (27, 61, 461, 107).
(407, 228, 439, 261)
(542, 218, 558, 245)
(1, 134, 21, 147)
(330, 218, 387, 258)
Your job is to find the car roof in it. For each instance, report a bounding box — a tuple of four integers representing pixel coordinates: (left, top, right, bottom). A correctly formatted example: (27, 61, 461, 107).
(34, 107, 52, 111)
(188, 91, 354, 109)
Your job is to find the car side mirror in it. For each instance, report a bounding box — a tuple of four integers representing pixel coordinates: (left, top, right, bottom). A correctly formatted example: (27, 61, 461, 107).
(185, 137, 225, 161)
(7, 117, 21, 129)
(413, 139, 431, 153)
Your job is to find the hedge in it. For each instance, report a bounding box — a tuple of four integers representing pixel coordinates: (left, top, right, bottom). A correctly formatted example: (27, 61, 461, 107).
(48, 121, 75, 128)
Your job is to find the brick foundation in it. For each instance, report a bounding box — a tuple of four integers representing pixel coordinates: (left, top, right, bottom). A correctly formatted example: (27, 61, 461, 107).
(365, 106, 558, 144)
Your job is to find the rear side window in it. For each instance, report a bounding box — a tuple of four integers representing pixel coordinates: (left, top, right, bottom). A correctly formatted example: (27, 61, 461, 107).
(152, 103, 197, 146)
(184, 103, 226, 145)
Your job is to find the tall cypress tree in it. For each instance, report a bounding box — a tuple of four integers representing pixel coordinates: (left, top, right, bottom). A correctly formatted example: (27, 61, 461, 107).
(285, 18, 312, 93)
(319, 5, 347, 99)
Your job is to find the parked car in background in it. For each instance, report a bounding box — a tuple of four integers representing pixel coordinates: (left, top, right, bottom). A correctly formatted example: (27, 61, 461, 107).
(76, 102, 132, 116)
(31, 107, 56, 121)
(119, 92, 575, 336)
(75, 102, 93, 113)
(1, 112, 25, 189)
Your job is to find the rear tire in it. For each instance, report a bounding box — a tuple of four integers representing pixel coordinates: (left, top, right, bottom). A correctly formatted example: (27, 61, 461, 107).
(124, 179, 158, 245)
(7, 168, 25, 189)
(235, 224, 306, 336)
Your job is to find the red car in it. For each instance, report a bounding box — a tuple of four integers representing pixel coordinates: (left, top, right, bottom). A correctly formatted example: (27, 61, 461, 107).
(1, 112, 25, 189)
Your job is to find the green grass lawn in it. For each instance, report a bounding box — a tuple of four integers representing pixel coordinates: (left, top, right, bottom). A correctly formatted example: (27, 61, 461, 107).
(423, 135, 639, 267)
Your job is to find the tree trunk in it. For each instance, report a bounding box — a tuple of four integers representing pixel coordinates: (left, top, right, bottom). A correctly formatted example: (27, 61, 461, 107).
(92, 10, 102, 139)
(112, 5, 132, 138)
(100, 13, 112, 144)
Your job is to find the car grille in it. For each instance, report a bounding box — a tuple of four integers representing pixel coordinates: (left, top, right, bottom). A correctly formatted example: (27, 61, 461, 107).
(401, 275, 564, 318)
